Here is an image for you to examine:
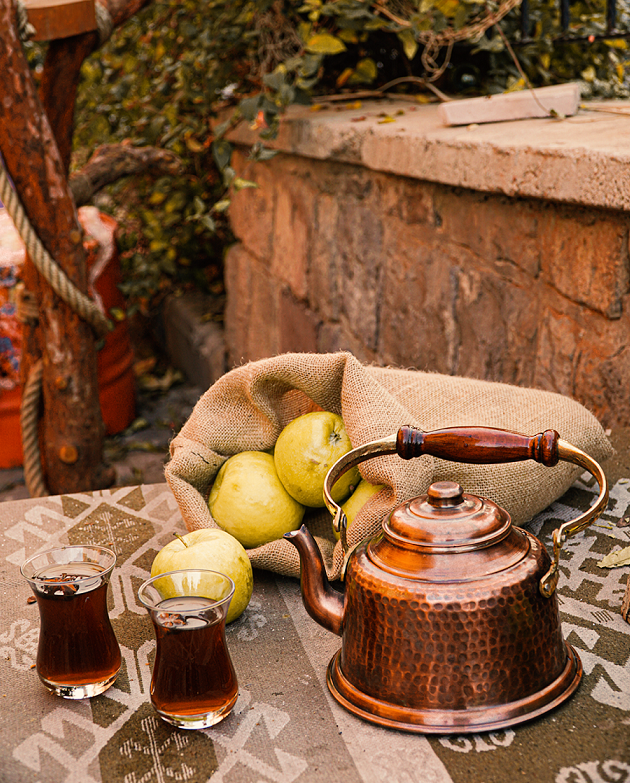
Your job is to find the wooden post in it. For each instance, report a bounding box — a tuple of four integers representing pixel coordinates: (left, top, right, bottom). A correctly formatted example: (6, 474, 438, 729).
(0, 0, 105, 493)
(39, 34, 99, 174)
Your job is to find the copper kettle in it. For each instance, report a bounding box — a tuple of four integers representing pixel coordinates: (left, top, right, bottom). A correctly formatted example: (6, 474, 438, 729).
(284, 426, 608, 734)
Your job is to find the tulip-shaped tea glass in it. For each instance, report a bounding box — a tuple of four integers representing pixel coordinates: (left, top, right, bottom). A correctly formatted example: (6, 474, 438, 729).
(138, 569, 238, 729)
(21, 545, 121, 699)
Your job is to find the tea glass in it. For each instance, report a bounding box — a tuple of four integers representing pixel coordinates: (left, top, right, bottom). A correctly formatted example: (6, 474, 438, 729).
(138, 569, 238, 730)
(21, 545, 121, 699)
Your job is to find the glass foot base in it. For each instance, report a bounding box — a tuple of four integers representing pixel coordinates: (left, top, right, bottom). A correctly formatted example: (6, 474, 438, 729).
(154, 693, 237, 730)
(40, 669, 120, 699)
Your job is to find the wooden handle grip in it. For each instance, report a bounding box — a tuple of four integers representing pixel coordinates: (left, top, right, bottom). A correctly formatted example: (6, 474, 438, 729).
(396, 426, 560, 467)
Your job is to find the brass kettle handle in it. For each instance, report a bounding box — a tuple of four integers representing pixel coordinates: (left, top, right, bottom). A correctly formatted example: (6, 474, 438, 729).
(323, 426, 608, 597)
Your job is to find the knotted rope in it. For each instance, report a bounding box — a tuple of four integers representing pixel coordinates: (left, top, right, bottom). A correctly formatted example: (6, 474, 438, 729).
(15, 0, 35, 39)
(0, 168, 111, 335)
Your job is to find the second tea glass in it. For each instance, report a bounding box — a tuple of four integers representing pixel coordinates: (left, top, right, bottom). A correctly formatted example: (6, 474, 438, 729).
(138, 569, 238, 730)
(21, 545, 121, 699)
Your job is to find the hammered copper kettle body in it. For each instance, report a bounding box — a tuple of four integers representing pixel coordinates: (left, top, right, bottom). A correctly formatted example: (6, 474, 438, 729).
(284, 426, 608, 734)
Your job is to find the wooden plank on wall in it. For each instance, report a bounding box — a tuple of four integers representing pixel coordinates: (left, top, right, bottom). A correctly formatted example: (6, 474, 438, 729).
(22, 0, 97, 41)
(438, 83, 581, 126)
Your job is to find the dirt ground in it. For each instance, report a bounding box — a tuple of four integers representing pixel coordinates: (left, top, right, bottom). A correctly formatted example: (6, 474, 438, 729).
(0, 379, 203, 502)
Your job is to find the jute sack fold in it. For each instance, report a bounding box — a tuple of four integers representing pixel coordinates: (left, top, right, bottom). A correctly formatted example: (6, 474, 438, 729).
(165, 351, 612, 581)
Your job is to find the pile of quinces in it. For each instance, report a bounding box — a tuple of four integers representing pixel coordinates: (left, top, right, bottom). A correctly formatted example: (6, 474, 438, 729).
(151, 411, 383, 622)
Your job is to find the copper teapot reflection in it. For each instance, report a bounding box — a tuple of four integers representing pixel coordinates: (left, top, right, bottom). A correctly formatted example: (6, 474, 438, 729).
(284, 426, 608, 734)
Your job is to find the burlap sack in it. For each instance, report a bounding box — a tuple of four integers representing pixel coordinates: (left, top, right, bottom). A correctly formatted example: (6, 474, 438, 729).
(165, 352, 612, 581)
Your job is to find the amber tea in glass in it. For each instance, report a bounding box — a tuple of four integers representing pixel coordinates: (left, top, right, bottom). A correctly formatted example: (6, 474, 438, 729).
(138, 569, 238, 729)
(21, 545, 121, 699)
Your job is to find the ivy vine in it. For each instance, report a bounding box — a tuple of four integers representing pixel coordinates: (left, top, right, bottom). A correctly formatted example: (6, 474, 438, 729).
(69, 0, 629, 311)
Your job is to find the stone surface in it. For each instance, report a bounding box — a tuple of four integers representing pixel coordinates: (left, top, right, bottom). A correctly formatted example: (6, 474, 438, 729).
(224, 99, 630, 211)
(223, 103, 630, 428)
(162, 291, 226, 389)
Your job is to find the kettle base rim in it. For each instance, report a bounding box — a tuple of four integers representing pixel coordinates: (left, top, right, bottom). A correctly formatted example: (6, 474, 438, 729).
(326, 644, 582, 735)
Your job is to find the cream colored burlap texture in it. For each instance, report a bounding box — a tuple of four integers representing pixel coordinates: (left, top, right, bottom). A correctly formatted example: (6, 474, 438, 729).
(166, 352, 612, 581)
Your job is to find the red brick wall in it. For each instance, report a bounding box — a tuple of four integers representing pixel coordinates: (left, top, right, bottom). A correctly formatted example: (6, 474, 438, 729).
(225, 148, 630, 428)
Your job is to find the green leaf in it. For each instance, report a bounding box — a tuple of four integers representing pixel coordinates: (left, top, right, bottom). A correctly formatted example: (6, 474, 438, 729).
(232, 177, 258, 191)
(397, 30, 418, 61)
(349, 58, 378, 85)
(200, 214, 217, 232)
(306, 33, 347, 55)
(263, 71, 286, 91)
(249, 143, 279, 162)
(300, 53, 323, 77)
(238, 95, 261, 122)
(212, 139, 232, 171)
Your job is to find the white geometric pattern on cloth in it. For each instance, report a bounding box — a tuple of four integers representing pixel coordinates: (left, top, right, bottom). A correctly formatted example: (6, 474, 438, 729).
(542, 476, 630, 713)
(438, 732, 516, 753)
(5, 486, 309, 783)
(555, 760, 630, 783)
(2, 480, 629, 783)
(0, 619, 37, 671)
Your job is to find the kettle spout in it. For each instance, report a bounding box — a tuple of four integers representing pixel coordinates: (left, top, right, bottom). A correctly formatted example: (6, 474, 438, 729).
(284, 525, 345, 636)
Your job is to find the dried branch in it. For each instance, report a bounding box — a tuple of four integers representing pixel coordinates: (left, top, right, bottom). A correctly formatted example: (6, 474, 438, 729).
(70, 143, 183, 206)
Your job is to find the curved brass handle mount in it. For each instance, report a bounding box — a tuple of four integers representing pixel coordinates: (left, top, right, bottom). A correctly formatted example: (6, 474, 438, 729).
(323, 426, 608, 596)
(539, 440, 609, 597)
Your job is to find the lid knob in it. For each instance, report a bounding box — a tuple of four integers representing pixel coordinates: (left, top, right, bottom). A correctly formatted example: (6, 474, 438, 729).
(427, 481, 464, 508)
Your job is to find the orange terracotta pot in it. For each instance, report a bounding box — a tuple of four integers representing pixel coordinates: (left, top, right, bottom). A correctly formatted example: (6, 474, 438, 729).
(0, 207, 136, 469)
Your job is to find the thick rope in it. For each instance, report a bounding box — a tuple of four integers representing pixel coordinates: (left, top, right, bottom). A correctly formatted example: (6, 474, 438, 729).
(20, 360, 48, 497)
(15, 0, 35, 39)
(94, 1, 114, 46)
(0, 166, 111, 336)
(1, 153, 111, 497)
(13, 285, 46, 495)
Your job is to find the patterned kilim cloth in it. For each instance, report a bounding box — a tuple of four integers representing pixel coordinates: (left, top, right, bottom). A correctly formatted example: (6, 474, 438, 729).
(0, 479, 628, 783)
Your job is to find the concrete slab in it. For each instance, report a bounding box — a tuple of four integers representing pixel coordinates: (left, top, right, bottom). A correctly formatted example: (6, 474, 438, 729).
(162, 291, 226, 390)
(224, 98, 630, 210)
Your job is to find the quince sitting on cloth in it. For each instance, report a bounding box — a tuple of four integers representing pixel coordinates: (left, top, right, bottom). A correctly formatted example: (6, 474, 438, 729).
(165, 351, 612, 582)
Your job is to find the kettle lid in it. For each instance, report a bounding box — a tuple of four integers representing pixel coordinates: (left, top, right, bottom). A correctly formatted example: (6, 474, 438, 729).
(384, 480, 511, 552)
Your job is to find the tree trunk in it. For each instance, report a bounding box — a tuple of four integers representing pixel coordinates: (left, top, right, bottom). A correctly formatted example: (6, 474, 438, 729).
(39, 32, 99, 174)
(0, 0, 105, 493)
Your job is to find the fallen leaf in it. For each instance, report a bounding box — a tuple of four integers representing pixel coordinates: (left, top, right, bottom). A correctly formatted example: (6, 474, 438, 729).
(133, 357, 157, 376)
(138, 367, 184, 392)
(598, 544, 630, 568)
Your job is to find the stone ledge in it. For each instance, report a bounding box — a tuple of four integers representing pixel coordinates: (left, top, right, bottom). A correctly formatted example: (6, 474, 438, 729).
(162, 291, 226, 390)
(225, 99, 630, 211)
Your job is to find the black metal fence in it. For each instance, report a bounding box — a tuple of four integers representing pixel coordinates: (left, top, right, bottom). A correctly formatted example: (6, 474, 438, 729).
(520, 0, 626, 41)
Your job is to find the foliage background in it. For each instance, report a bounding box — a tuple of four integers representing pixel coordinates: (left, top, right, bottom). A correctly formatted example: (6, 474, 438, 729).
(62, 0, 630, 312)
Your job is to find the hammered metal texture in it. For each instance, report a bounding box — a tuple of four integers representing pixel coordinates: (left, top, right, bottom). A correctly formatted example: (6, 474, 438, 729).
(340, 531, 567, 711)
